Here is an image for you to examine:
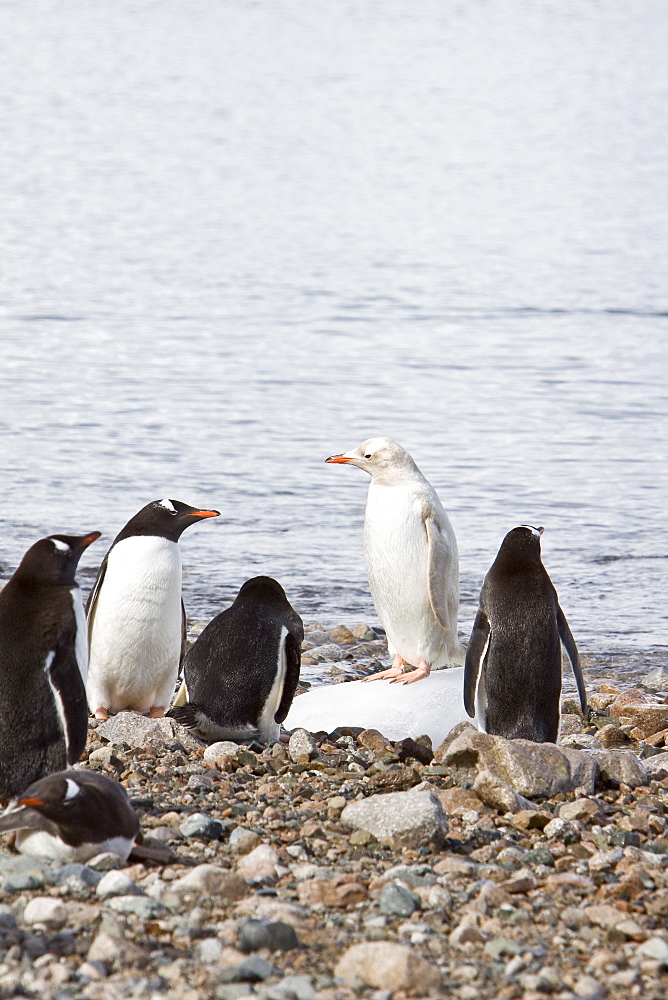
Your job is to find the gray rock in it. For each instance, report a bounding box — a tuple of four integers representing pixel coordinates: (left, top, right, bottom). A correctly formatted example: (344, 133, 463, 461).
(107, 895, 166, 919)
(229, 827, 262, 855)
(95, 870, 143, 898)
(473, 769, 536, 813)
(341, 788, 447, 848)
(593, 750, 648, 788)
(195, 938, 224, 964)
(381, 865, 436, 889)
(23, 897, 67, 928)
(378, 882, 420, 917)
(1, 871, 44, 892)
(96, 711, 202, 750)
(236, 844, 282, 884)
(179, 812, 225, 840)
(203, 741, 241, 760)
(637, 937, 668, 964)
(87, 852, 124, 871)
(309, 643, 344, 661)
(239, 918, 300, 952)
(560, 733, 600, 751)
(261, 976, 316, 1000)
(639, 752, 668, 776)
(219, 955, 275, 983)
(216, 988, 259, 1000)
(51, 864, 103, 889)
(0, 905, 17, 930)
(640, 667, 668, 692)
(435, 729, 598, 798)
(288, 729, 318, 763)
(573, 974, 606, 999)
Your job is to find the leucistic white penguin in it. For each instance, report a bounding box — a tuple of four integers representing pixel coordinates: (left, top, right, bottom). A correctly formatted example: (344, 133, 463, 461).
(0, 531, 100, 800)
(326, 437, 465, 684)
(86, 499, 220, 721)
(0, 770, 140, 863)
(464, 525, 587, 743)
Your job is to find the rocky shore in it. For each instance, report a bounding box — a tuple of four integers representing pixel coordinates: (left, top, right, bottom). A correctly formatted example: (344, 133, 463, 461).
(1, 624, 667, 1000)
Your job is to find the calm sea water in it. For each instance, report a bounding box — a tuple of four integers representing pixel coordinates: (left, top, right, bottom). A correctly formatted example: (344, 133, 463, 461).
(0, 2, 666, 683)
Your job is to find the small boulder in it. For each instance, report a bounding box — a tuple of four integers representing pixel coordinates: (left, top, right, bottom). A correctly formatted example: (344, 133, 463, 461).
(341, 788, 447, 849)
(334, 941, 440, 991)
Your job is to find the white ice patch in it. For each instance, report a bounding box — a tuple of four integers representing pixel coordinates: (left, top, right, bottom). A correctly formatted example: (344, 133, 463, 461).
(158, 499, 176, 512)
(51, 539, 70, 552)
(64, 778, 81, 800)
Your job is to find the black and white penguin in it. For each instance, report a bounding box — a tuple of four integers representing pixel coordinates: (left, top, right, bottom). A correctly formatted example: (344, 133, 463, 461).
(326, 438, 464, 684)
(464, 525, 587, 743)
(0, 769, 140, 863)
(86, 499, 220, 721)
(0, 531, 100, 800)
(169, 576, 303, 743)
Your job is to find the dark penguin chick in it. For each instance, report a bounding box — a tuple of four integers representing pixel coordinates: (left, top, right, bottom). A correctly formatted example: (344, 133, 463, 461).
(0, 531, 100, 800)
(0, 770, 139, 863)
(464, 525, 587, 744)
(169, 576, 303, 743)
(86, 499, 220, 721)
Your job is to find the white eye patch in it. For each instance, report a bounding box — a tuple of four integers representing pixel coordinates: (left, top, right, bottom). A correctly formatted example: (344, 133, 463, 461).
(64, 778, 81, 801)
(519, 524, 544, 537)
(157, 499, 176, 513)
(51, 539, 71, 552)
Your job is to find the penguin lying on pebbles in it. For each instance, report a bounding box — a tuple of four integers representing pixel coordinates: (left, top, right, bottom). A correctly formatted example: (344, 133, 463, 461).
(464, 525, 587, 743)
(0, 770, 140, 863)
(0, 531, 100, 800)
(86, 499, 220, 721)
(326, 437, 465, 684)
(169, 576, 303, 743)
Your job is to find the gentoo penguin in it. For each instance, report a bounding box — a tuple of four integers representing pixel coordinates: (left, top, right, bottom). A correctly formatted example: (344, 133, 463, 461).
(0, 770, 139, 863)
(86, 499, 220, 721)
(326, 437, 465, 684)
(0, 531, 100, 800)
(168, 576, 303, 743)
(464, 525, 587, 743)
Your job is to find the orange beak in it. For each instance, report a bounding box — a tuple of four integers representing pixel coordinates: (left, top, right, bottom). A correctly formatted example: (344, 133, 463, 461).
(19, 797, 45, 808)
(188, 510, 220, 518)
(325, 455, 352, 464)
(80, 532, 101, 548)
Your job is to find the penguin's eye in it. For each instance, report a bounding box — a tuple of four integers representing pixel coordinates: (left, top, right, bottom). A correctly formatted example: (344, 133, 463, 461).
(364, 454, 372, 459)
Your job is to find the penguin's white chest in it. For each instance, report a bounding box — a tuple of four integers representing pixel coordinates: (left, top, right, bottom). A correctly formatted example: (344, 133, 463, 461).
(87, 536, 183, 713)
(364, 484, 436, 660)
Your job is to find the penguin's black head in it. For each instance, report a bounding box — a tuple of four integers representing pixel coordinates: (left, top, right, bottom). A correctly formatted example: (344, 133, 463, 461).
(494, 525, 544, 570)
(237, 576, 287, 601)
(14, 531, 101, 586)
(115, 499, 220, 543)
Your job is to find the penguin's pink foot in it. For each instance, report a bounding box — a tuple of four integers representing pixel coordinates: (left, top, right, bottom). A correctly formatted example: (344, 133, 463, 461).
(94, 707, 109, 721)
(392, 662, 432, 685)
(365, 655, 407, 682)
(148, 707, 165, 718)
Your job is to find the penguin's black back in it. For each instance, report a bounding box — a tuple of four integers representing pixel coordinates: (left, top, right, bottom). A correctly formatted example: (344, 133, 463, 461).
(468, 527, 562, 743)
(183, 576, 304, 729)
(0, 537, 91, 798)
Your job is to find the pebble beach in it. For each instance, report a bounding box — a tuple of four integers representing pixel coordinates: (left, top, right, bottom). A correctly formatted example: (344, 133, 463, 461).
(1, 623, 668, 1000)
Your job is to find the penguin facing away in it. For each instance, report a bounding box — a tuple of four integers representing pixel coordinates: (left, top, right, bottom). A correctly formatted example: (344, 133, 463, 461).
(86, 499, 220, 721)
(464, 525, 587, 744)
(326, 437, 465, 685)
(0, 531, 100, 800)
(0, 769, 140, 863)
(169, 576, 303, 743)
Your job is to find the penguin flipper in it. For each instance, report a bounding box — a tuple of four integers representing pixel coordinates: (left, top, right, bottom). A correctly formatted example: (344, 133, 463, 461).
(274, 632, 302, 725)
(0, 806, 53, 835)
(425, 516, 455, 631)
(557, 604, 587, 715)
(45, 644, 88, 766)
(180, 600, 187, 670)
(85, 552, 108, 627)
(464, 609, 490, 718)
